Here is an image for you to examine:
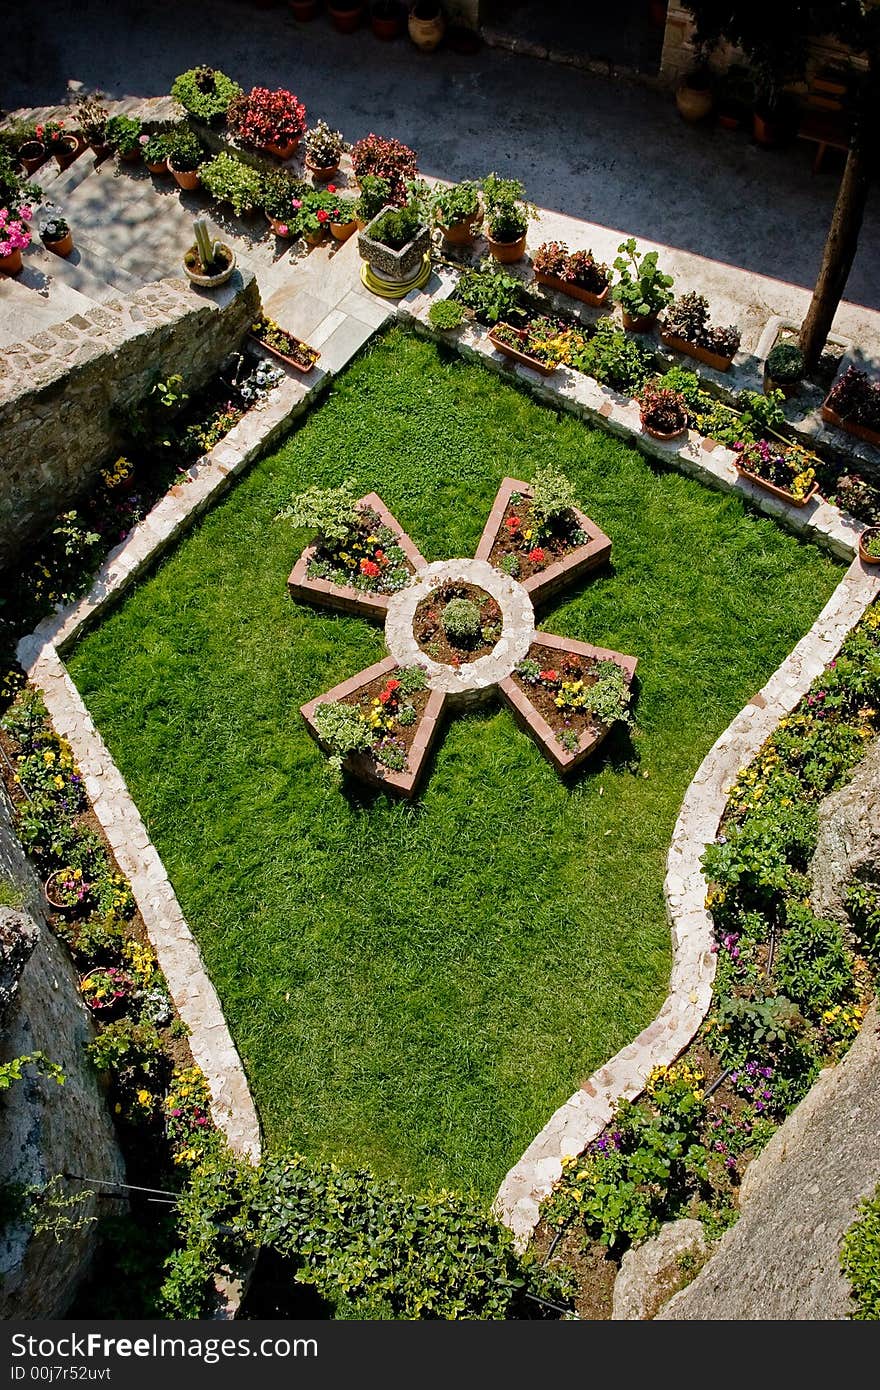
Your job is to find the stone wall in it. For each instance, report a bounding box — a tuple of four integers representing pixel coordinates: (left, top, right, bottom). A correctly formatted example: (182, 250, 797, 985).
(0, 270, 261, 571)
(0, 786, 125, 1318)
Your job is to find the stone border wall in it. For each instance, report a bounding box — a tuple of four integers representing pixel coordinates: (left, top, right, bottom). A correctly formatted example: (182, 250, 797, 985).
(0, 272, 261, 570)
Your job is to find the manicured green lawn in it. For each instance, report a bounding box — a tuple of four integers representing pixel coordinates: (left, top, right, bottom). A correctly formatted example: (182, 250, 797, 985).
(68, 328, 842, 1197)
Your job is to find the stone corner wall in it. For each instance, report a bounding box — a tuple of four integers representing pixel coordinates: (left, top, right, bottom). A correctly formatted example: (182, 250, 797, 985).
(0, 270, 261, 571)
(0, 786, 125, 1318)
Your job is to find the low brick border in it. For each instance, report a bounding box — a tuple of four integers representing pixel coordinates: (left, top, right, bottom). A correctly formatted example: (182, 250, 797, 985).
(287, 492, 427, 622)
(300, 657, 447, 798)
(474, 477, 612, 607)
(15, 370, 331, 1164)
(499, 633, 637, 776)
(492, 557, 880, 1246)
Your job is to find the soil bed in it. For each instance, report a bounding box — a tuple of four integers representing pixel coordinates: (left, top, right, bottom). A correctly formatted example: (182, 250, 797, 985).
(413, 581, 502, 666)
(510, 642, 605, 746)
(306, 506, 417, 595)
(335, 668, 432, 774)
(488, 495, 588, 583)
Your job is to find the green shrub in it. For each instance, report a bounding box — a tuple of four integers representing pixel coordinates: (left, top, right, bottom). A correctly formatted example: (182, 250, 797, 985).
(171, 67, 242, 124)
(275, 477, 360, 545)
(841, 1185, 880, 1319)
(428, 299, 466, 330)
(200, 153, 263, 217)
(766, 341, 805, 385)
(570, 317, 654, 395)
(530, 463, 577, 531)
(312, 702, 373, 777)
(355, 174, 392, 225)
(367, 205, 423, 250)
(397, 665, 428, 695)
(775, 903, 857, 1023)
(164, 126, 205, 172)
(142, 132, 171, 165)
(431, 179, 482, 228)
(584, 660, 632, 728)
(104, 114, 142, 156)
(442, 598, 481, 643)
(455, 261, 525, 325)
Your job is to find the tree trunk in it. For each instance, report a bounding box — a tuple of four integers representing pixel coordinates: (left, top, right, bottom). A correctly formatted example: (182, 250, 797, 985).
(798, 141, 871, 371)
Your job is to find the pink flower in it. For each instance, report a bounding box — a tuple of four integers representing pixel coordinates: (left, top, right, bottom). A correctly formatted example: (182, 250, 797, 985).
(276, 223, 289, 237)
(292, 198, 302, 210)
(139, 134, 149, 145)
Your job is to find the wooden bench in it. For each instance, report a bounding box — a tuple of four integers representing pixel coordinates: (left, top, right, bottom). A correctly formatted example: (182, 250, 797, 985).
(797, 68, 852, 173)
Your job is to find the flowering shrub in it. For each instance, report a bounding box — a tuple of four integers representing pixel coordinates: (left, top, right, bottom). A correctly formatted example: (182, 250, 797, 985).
(350, 133, 417, 203)
(826, 365, 880, 430)
(532, 240, 610, 294)
(227, 86, 307, 148)
(305, 119, 344, 167)
(0, 205, 32, 257)
(734, 438, 817, 500)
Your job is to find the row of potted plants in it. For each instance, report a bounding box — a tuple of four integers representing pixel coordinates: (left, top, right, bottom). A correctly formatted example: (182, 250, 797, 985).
(289, 0, 448, 47)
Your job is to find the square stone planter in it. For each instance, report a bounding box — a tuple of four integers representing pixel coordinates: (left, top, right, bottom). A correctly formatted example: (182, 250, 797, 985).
(357, 206, 431, 283)
(474, 477, 612, 607)
(300, 656, 447, 797)
(287, 491, 427, 621)
(499, 633, 637, 775)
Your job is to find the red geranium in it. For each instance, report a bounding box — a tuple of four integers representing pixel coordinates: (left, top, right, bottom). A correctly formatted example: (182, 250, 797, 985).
(540, 669, 558, 683)
(360, 558, 380, 578)
(528, 547, 546, 565)
(506, 515, 521, 531)
(316, 208, 329, 223)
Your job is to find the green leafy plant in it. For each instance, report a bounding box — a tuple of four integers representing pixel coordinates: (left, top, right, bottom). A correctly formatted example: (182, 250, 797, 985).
(431, 179, 482, 230)
(276, 477, 360, 545)
(171, 67, 242, 125)
(104, 114, 142, 156)
(142, 132, 171, 166)
(164, 126, 205, 173)
(354, 175, 392, 225)
(366, 204, 423, 250)
(0, 1052, 64, 1091)
(481, 171, 537, 243)
(455, 260, 526, 325)
(397, 665, 428, 696)
(428, 299, 466, 330)
(611, 238, 675, 320)
(530, 463, 578, 532)
(765, 341, 805, 385)
(841, 1185, 880, 1319)
(442, 597, 482, 643)
(312, 701, 374, 777)
(200, 153, 263, 217)
(570, 317, 654, 395)
(775, 902, 857, 1024)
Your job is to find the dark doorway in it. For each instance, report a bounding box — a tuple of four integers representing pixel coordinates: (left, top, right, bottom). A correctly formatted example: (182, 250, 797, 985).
(482, 0, 668, 76)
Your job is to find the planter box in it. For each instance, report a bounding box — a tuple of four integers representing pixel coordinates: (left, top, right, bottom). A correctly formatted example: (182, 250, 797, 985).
(474, 476, 612, 607)
(499, 633, 637, 775)
(300, 656, 446, 798)
(357, 205, 430, 282)
(534, 269, 609, 309)
(487, 326, 556, 376)
(249, 331, 319, 373)
(288, 491, 426, 620)
(821, 402, 880, 450)
(734, 464, 819, 508)
(660, 329, 734, 373)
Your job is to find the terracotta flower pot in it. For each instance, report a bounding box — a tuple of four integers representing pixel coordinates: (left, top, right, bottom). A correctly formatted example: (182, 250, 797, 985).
(169, 161, 201, 191)
(641, 413, 687, 442)
(0, 248, 24, 276)
(90, 140, 113, 162)
(438, 207, 484, 246)
(53, 135, 81, 170)
(19, 140, 47, 173)
(858, 527, 880, 565)
(753, 111, 780, 147)
(675, 82, 713, 122)
(42, 230, 74, 257)
(328, 1, 364, 31)
(263, 137, 300, 160)
(306, 156, 340, 182)
(734, 464, 819, 508)
(45, 869, 87, 918)
(408, 6, 445, 49)
(763, 370, 798, 399)
(534, 268, 609, 308)
(622, 308, 658, 333)
(660, 328, 734, 372)
(289, 0, 319, 13)
(146, 157, 169, 175)
(371, 6, 403, 38)
(331, 217, 358, 241)
(118, 146, 141, 164)
(303, 226, 326, 247)
(486, 231, 526, 264)
(488, 326, 556, 376)
(821, 402, 880, 449)
(268, 215, 294, 237)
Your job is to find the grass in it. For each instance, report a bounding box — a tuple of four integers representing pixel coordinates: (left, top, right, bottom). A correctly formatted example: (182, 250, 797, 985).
(67, 327, 843, 1198)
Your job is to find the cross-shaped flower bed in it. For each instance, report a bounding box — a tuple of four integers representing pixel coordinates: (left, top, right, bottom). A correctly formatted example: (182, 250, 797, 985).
(287, 468, 637, 795)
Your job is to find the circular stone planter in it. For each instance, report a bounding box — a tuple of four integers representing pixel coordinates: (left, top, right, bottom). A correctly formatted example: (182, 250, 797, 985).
(182, 242, 236, 287)
(385, 558, 535, 707)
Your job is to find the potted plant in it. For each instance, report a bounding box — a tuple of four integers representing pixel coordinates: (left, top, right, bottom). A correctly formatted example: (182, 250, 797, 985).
(822, 366, 880, 448)
(661, 291, 740, 371)
(40, 118, 81, 171)
(80, 966, 133, 1014)
(45, 866, 92, 917)
(328, 193, 359, 241)
(305, 120, 345, 180)
(716, 64, 753, 130)
(290, 187, 339, 244)
(351, 132, 418, 203)
(328, 0, 365, 31)
(431, 179, 483, 245)
(171, 67, 243, 127)
(371, 0, 404, 38)
(482, 171, 537, 263)
(183, 216, 237, 288)
(18, 132, 47, 174)
(675, 60, 714, 123)
(105, 113, 143, 163)
(260, 168, 309, 236)
(354, 174, 392, 228)
(358, 201, 430, 285)
(75, 96, 111, 157)
(165, 127, 205, 190)
(142, 132, 172, 175)
(227, 86, 307, 159)
(408, 0, 445, 50)
(250, 313, 321, 371)
(859, 526, 880, 565)
(639, 382, 689, 440)
(487, 319, 563, 376)
(39, 210, 74, 258)
(428, 298, 466, 332)
(733, 438, 819, 505)
(532, 240, 610, 307)
(201, 152, 265, 218)
(290, 0, 320, 18)
(764, 341, 804, 397)
(0, 204, 31, 275)
(611, 238, 674, 332)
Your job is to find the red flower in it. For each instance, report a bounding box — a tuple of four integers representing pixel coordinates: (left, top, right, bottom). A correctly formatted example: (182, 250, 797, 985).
(360, 558, 380, 578)
(528, 547, 546, 565)
(385, 679, 400, 692)
(316, 208, 329, 223)
(540, 669, 558, 684)
(506, 515, 521, 531)
(375, 548, 386, 563)
(327, 184, 337, 193)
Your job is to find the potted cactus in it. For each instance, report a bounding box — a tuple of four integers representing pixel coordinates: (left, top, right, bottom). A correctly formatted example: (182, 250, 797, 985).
(183, 217, 236, 288)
